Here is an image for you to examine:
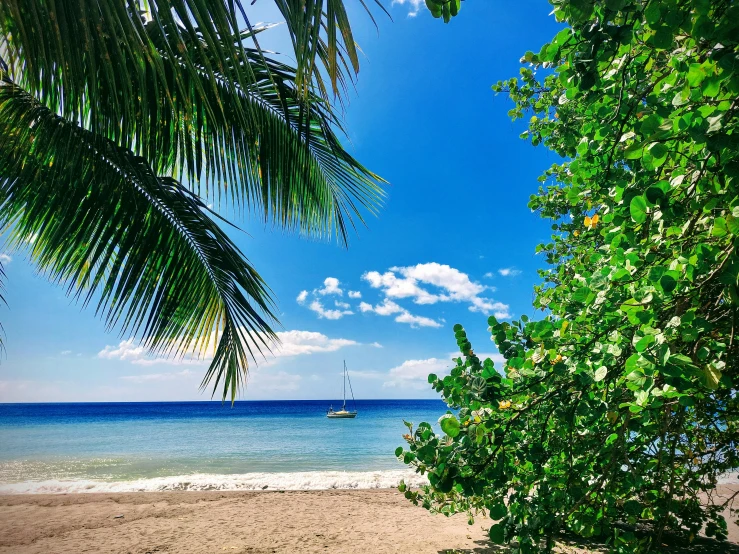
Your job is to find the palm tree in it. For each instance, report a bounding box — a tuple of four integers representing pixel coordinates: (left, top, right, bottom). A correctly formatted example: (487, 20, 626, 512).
(0, 0, 386, 401)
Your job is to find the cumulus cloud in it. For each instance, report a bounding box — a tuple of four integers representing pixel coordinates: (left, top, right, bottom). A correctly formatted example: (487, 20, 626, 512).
(60, 350, 72, 356)
(359, 298, 442, 328)
(362, 262, 510, 317)
(298, 277, 356, 319)
(383, 358, 451, 389)
(348, 291, 362, 299)
(272, 330, 358, 358)
(498, 268, 522, 277)
(317, 277, 343, 296)
(99, 340, 205, 367)
(392, 0, 425, 17)
(366, 298, 403, 316)
(98, 340, 146, 362)
(309, 299, 353, 320)
(99, 330, 361, 367)
(470, 299, 511, 319)
(484, 272, 494, 278)
(395, 312, 442, 328)
(0, 253, 11, 264)
(363, 270, 441, 304)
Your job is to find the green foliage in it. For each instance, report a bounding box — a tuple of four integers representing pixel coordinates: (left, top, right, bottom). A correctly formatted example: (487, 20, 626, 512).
(0, 1, 385, 401)
(425, 0, 462, 22)
(404, 0, 739, 551)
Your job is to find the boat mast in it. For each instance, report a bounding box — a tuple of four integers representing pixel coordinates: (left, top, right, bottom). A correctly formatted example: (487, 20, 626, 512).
(342, 360, 347, 410)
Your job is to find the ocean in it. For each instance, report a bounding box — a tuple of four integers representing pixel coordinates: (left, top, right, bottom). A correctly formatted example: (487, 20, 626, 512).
(0, 399, 448, 494)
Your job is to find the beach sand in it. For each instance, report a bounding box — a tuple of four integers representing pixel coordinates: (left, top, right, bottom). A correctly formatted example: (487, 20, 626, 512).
(0, 486, 737, 554)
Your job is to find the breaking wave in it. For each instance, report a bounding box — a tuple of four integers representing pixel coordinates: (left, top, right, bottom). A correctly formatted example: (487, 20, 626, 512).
(0, 469, 428, 495)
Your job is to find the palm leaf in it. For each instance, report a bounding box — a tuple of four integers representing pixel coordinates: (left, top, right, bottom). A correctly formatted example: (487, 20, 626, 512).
(132, 21, 386, 243)
(0, 2, 387, 244)
(0, 82, 277, 401)
(271, 0, 390, 98)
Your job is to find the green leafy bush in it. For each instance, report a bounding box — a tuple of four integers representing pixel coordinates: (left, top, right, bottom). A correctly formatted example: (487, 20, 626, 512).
(400, 0, 739, 552)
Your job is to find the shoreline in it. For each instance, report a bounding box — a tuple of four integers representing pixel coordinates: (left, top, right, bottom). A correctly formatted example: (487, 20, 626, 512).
(0, 469, 428, 495)
(2, 470, 736, 496)
(1, 486, 737, 553)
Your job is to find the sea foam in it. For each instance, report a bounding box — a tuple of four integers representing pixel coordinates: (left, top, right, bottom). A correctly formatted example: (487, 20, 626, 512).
(0, 469, 429, 495)
(1, 470, 735, 495)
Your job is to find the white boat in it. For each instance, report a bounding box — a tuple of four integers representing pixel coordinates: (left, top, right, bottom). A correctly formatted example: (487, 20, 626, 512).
(327, 361, 357, 419)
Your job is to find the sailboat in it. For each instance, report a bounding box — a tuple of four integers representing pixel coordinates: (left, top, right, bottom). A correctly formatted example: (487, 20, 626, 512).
(327, 361, 357, 418)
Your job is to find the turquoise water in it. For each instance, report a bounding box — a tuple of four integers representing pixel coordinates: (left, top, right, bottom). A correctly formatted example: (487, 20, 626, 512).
(0, 400, 447, 493)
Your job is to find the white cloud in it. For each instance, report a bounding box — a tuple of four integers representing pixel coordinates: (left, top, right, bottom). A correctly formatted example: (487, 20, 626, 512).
(383, 358, 451, 389)
(60, 350, 72, 356)
(470, 299, 511, 319)
(392, 0, 424, 17)
(309, 299, 353, 320)
(348, 291, 362, 299)
(484, 272, 494, 278)
(362, 262, 510, 317)
(370, 342, 383, 348)
(99, 340, 205, 367)
(99, 330, 362, 368)
(0, 253, 11, 264)
(395, 312, 442, 328)
(363, 270, 443, 304)
(317, 277, 343, 296)
(498, 268, 522, 277)
(396, 263, 485, 303)
(121, 369, 195, 384)
(98, 339, 146, 362)
(299, 278, 357, 320)
(359, 298, 442, 328)
(272, 330, 358, 358)
(372, 298, 404, 316)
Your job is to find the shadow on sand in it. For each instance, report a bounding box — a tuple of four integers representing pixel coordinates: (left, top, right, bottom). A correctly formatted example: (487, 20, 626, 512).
(438, 534, 739, 554)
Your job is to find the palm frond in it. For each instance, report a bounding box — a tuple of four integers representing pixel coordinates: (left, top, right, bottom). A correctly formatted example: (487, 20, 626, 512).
(272, 0, 390, 98)
(0, 82, 278, 401)
(0, 2, 387, 244)
(135, 21, 386, 243)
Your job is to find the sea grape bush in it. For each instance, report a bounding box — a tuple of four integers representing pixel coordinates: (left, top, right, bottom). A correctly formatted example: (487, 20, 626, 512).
(398, 0, 739, 552)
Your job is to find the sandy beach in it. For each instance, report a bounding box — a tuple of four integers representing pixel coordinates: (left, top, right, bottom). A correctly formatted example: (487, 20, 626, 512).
(0, 486, 737, 554)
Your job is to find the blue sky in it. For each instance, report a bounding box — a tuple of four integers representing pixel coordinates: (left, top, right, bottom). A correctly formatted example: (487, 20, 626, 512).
(0, 0, 563, 402)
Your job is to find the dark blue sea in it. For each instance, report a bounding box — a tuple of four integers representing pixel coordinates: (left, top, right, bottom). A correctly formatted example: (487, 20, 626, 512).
(0, 400, 447, 493)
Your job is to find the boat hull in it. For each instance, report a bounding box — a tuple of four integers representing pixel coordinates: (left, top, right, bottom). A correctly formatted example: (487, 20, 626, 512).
(326, 411, 357, 419)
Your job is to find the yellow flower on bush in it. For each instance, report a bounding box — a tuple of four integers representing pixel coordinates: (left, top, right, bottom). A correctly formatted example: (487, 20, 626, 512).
(573, 230, 580, 237)
(584, 214, 599, 229)
(498, 400, 512, 410)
